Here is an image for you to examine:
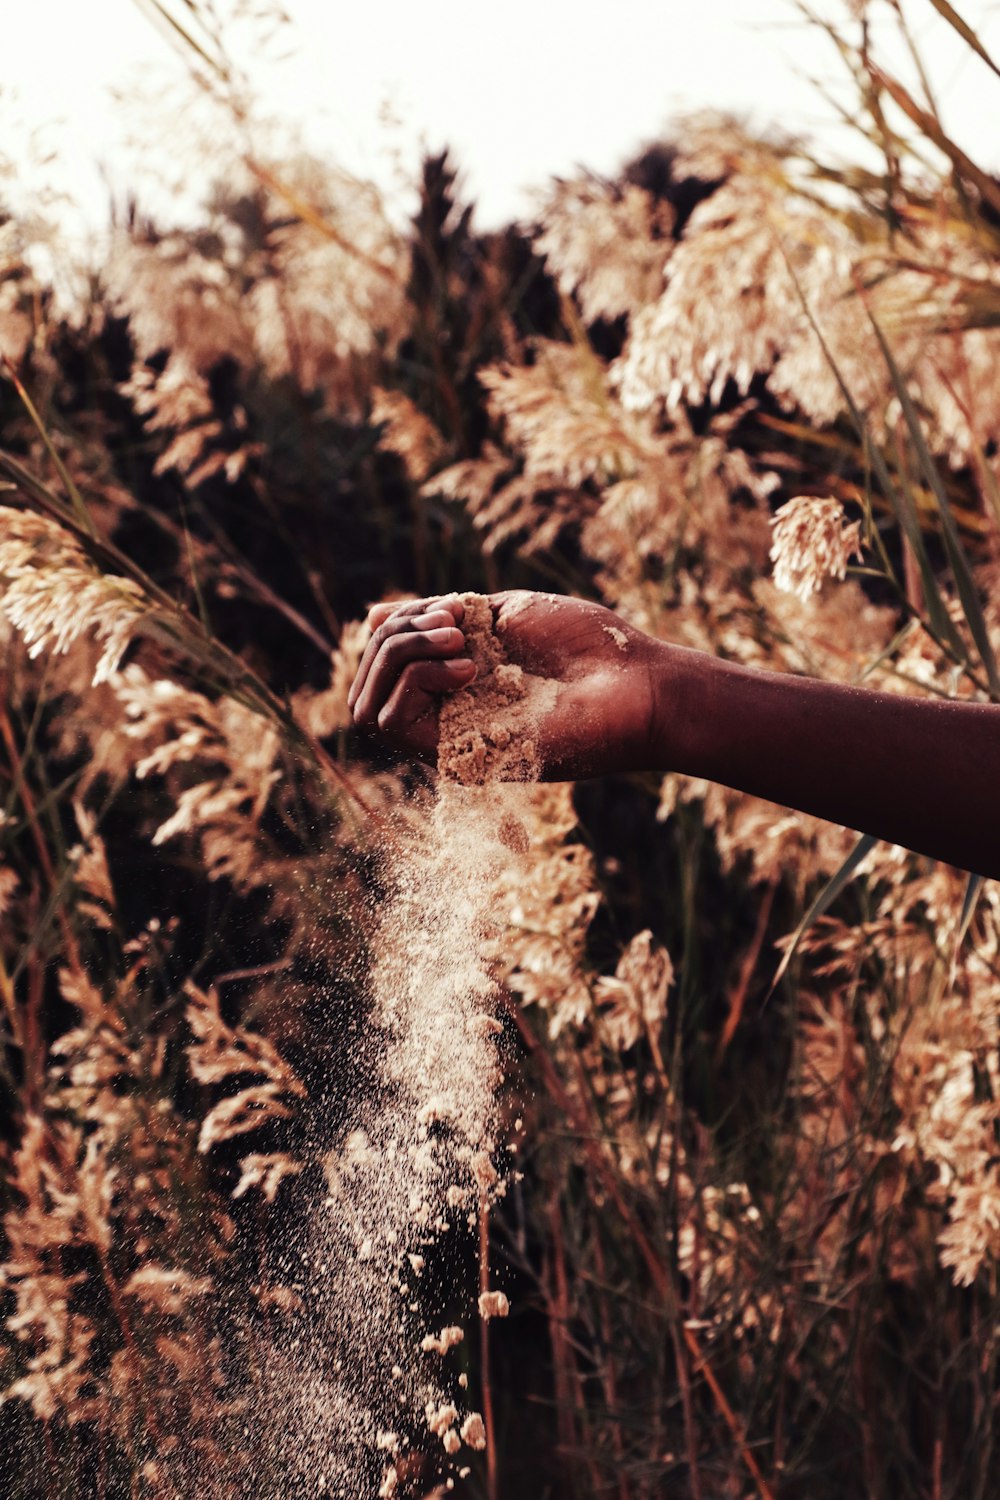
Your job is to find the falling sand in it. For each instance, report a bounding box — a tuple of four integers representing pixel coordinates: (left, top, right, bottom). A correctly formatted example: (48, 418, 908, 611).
(255, 595, 554, 1497)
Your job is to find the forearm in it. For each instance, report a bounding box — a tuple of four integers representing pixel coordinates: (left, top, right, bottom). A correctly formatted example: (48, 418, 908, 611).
(652, 644, 1000, 878)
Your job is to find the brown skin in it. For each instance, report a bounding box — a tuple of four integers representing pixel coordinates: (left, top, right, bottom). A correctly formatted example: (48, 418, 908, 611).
(349, 590, 1000, 879)
(348, 592, 657, 779)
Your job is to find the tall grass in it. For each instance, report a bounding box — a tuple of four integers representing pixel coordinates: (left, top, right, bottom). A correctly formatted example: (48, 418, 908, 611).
(3, 2, 1000, 1495)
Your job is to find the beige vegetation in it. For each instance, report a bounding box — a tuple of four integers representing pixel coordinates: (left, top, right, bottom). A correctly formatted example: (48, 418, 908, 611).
(4, 1, 1000, 1496)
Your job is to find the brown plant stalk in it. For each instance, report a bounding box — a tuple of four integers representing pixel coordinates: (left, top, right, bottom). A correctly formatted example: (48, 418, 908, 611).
(502, 994, 776, 1500)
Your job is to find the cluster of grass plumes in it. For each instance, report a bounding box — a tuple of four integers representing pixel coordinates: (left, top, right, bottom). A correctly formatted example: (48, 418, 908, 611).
(5, 1, 1000, 1495)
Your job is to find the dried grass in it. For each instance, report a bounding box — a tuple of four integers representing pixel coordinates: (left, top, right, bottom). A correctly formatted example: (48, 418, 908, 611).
(3, 3, 1000, 1495)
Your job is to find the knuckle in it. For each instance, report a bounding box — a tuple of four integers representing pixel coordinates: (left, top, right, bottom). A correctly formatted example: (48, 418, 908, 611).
(381, 633, 408, 663)
(386, 630, 428, 662)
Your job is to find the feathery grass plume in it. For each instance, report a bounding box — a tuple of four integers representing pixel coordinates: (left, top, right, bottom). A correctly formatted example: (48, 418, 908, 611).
(111, 159, 407, 472)
(49, 968, 137, 1132)
(0, 1117, 99, 1425)
(67, 800, 116, 931)
(787, 846, 1000, 1289)
(432, 339, 666, 560)
(614, 162, 847, 413)
(184, 979, 303, 1091)
(0, 511, 145, 684)
(184, 980, 305, 1154)
(613, 115, 1000, 479)
(114, 666, 283, 887)
(481, 340, 657, 489)
(244, 155, 407, 411)
(424, 450, 576, 558)
(106, 233, 254, 376)
(593, 930, 673, 1053)
(5, 3, 1000, 1493)
(122, 357, 235, 487)
(580, 416, 780, 635)
(535, 175, 674, 323)
(770, 495, 863, 601)
(370, 387, 446, 484)
(486, 784, 600, 1037)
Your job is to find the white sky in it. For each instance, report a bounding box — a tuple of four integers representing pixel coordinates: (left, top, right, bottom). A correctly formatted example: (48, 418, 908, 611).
(3, 0, 1000, 246)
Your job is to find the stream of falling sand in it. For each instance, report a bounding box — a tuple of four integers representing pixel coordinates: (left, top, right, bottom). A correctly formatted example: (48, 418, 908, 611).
(252, 596, 552, 1497)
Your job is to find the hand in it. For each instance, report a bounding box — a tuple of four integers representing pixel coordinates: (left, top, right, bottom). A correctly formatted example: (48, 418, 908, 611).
(347, 590, 663, 779)
(347, 595, 473, 762)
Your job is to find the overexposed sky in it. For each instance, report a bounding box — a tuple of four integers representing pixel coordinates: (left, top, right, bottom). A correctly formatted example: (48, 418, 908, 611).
(4, 0, 1000, 244)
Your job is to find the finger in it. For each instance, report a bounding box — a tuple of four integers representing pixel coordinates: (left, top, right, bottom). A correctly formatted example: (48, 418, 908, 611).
(365, 594, 465, 631)
(376, 658, 478, 745)
(348, 608, 463, 712)
(351, 625, 469, 726)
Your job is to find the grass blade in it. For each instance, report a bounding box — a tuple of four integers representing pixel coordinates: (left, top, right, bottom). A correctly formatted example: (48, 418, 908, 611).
(770, 833, 877, 994)
(1, 358, 94, 536)
(956, 870, 984, 946)
(926, 0, 1000, 82)
(0, 465, 391, 835)
(133, 0, 401, 286)
(870, 64, 1000, 219)
(864, 306, 1000, 696)
(133, 0, 227, 83)
(949, 870, 985, 984)
(776, 240, 962, 654)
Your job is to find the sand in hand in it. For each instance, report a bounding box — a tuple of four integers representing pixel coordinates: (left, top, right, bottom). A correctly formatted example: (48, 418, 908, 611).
(437, 593, 558, 787)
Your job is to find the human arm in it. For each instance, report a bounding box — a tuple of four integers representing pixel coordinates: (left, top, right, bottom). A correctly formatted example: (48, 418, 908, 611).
(348, 590, 1000, 878)
(661, 648, 999, 878)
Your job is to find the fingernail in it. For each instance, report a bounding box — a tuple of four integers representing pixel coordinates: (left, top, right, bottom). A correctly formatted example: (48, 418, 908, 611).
(449, 658, 476, 674)
(428, 626, 462, 643)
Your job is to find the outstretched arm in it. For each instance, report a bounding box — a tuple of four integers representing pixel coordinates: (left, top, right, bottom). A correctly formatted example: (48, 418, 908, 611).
(662, 648, 998, 878)
(349, 590, 1000, 879)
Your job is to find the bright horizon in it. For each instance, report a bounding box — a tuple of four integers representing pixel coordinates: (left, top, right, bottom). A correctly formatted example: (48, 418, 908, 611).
(3, 0, 1000, 248)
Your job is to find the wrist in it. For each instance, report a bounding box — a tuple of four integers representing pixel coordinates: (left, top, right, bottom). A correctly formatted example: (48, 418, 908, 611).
(644, 639, 714, 774)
